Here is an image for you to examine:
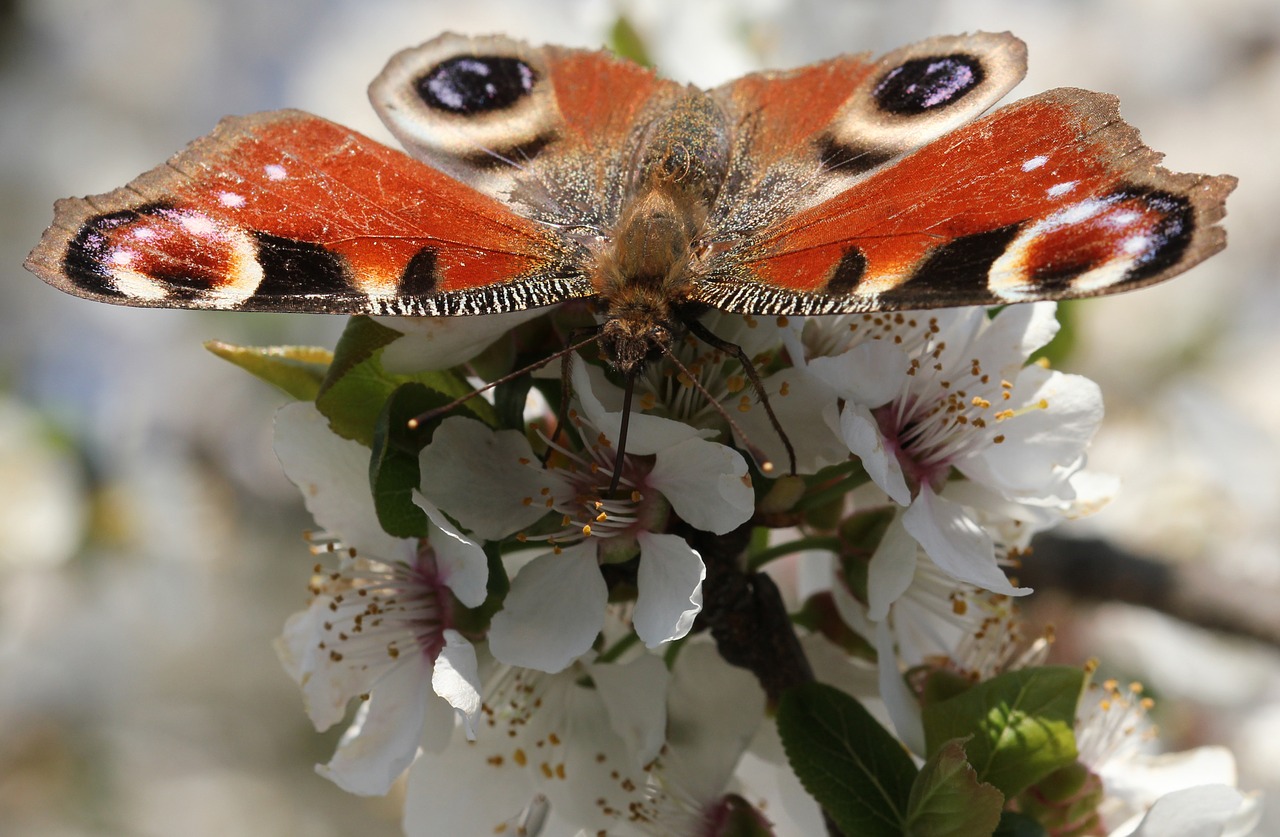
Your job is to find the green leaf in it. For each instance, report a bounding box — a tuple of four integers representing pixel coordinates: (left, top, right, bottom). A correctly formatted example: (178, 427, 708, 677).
(369, 384, 450, 538)
(608, 15, 651, 66)
(493, 374, 534, 431)
(992, 811, 1049, 837)
(777, 682, 917, 837)
(922, 666, 1085, 799)
(205, 340, 331, 400)
(905, 738, 1004, 837)
(319, 316, 401, 388)
(315, 316, 493, 445)
(919, 668, 977, 707)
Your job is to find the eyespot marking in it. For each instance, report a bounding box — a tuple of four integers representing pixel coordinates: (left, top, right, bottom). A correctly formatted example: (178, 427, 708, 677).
(418, 55, 537, 115)
(989, 188, 1196, 300)
(63, 205, 263, 302)
(873, 54, 985, 115)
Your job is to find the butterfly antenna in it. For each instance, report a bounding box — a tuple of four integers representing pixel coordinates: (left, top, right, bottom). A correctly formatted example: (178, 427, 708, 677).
(407, 331, 602, 430)
(661, 346, 780, 477)
(682, 317, 797, 476)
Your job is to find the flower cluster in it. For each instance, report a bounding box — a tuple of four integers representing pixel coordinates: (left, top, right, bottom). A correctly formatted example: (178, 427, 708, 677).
(225, 302, 1257, 835)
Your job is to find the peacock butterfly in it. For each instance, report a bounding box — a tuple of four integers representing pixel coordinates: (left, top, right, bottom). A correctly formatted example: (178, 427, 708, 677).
(25, 32, 1236, 471)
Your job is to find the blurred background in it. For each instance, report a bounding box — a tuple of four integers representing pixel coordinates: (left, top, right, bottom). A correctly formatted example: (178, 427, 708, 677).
(0, 0, 1274, 834)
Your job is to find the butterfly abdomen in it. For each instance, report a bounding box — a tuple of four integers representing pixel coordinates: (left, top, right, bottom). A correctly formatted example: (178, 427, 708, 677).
(591, 92, 731, 374)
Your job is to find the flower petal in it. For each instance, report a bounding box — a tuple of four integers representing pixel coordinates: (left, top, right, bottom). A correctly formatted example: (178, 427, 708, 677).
(1127, 785, 1251, 837)
(403, 732, 547, 836)
(432, 630, 482, 739)
(634, 532, 705, 647)
(570, 357, 709, 455)
(649, 437, 753, 534)
(840, 402, 911, 505)
(734, 370, 848, 475)
(902, 484, 1029, 597)
(959, 366, 1103, 498)
(374, 308, 544, 373)
(277, 597, 402, 733)
(418, 416, 551, 541)
(415, 491, 488, 608)
(316, 657, 433, 795)
(876, 620, 926, 755)
(971, 302, 1059, 379)
(663, 642, 766, 802)
(488, 542, 606, 672)
(276, 604, 351, 731)
(589, 654, 670, 767)
(273, 401, 409, 560)
(866, 515, 919, 620)
(808, 340, 906, 406)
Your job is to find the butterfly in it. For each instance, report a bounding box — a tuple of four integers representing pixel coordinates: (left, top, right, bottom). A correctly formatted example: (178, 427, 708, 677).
(25, 32, 1235, 475)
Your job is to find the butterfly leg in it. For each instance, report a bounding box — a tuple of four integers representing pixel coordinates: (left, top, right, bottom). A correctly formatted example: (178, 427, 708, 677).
(683, 317, 797, 476)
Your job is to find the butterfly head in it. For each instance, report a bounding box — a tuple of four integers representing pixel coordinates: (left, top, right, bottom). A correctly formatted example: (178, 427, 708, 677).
(598, 314, 675, 377)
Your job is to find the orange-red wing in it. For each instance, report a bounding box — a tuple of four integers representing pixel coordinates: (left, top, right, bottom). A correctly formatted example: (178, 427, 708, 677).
(26, 110, 589, 315)
(711, 54, 879, 175)
(697, 89, 1235, 315)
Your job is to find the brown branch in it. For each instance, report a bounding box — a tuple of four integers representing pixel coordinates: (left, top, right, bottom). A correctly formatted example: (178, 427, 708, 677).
(1021, 533, 1280, 648)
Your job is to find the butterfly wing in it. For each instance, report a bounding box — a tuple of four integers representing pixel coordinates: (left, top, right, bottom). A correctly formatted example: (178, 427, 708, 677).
(25, 110, 591, 316)
(707, 33, 1028, 233)
(698, 88, 1235, 314)
(369, 33, 689, 229)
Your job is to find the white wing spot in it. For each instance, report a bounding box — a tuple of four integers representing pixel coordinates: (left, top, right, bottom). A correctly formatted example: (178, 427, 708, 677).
(264, 164, 287, 181)
(1055, 198, 1109, 227)
(1022, 155, 1048, 171)
(179, 213, 216, 236)
(109, 249, 134, 266)
(1122, 234, 1152, 255)
(132, 227, 155, 241)
(1046, 181, 1077, 198)
(219, 191, 246, 208)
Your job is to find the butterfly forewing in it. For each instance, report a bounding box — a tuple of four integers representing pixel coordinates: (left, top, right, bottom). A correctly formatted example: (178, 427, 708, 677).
(696, 89, 1235, 315)
(25, 110, 591, 317)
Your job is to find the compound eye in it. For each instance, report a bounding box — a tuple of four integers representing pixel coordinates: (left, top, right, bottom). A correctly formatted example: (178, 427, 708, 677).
(417, 55, 537, 115)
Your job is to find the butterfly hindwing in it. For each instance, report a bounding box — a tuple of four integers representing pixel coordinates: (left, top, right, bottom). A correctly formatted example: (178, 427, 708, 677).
(706, 32, 1029, 234)
(369, 33, 688, 229)
(25, 110, 591, 316)
(696, 88, 1236, 315)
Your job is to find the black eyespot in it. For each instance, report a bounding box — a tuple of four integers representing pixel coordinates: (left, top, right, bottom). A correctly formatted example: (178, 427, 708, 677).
(64, 204, 171, 293)
(873, 54, 984, 115)
(417, 55, 536, 115)
(1106, 188, 1194, 281)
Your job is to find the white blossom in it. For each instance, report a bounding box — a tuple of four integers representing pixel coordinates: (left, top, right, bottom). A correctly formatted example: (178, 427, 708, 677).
(798, 304, 1109, 602)
(273, 402, 488, 795)
(418, 357, 754, 673)
(1077, 679, 1261, 837)
(403, 653, 667, 835)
